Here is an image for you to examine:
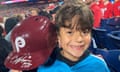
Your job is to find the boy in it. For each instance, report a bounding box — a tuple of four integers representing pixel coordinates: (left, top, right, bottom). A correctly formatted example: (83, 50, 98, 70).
(37, 3, 110, 72)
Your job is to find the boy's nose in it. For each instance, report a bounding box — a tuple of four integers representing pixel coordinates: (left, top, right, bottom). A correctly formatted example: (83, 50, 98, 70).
(74, 32, 84, 43)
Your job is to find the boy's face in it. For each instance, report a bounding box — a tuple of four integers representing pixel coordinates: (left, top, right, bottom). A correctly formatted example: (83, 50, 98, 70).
(58, 26, 91, 61)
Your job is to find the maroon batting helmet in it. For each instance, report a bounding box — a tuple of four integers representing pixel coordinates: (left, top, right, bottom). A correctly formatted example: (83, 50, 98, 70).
(5, 16, 57, 70)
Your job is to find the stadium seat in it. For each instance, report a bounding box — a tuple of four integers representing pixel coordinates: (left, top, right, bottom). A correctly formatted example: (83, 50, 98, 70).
(94, 49, 120, 72)
(106, 17, 120, 32)
(106, 50, 120, 72)
(92, 28, 110, 49)
(107, 31, 120, 50)
(89, 38, 98, 54)
(100, 19, 108, 29)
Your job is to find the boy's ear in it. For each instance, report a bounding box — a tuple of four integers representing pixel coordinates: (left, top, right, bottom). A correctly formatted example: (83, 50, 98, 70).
(57, 36, 61, 48)
(57, 36, 60, 43)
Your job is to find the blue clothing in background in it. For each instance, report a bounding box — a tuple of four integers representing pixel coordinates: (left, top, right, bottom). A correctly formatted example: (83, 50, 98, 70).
(37, 54, 110, 72)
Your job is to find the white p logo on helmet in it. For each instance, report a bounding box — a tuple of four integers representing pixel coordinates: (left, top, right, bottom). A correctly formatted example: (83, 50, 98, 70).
(15, 37, 26, 53)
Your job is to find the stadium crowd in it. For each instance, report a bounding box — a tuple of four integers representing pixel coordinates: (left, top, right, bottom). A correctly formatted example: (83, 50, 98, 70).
(0, 0, 120, 72)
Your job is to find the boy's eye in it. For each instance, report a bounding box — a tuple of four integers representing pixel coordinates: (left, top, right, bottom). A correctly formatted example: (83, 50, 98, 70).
(64, 28, 73, 34)
(67, 31, 73, 34)
(82, 29, 90, 34)
(83, 31, 89, 34)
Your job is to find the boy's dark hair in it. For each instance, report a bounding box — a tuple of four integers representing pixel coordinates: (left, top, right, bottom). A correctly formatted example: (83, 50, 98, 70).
(55, 3, 94, 32)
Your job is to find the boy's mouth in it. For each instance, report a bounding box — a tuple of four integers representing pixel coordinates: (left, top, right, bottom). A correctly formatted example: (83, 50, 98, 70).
(70, 45, 84, 50)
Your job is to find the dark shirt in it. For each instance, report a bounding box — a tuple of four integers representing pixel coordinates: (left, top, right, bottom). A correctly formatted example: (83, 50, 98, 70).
(56, 48, 90, 66)
(0, 35, 12, 72)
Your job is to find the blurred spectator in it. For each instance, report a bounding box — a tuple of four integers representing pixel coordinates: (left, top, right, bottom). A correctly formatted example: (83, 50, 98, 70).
(4, 17, 20, 43)
(0, 17, 4, 28)
(0, 26, 3, 37)
(29, 8, 40, 16)
(0, 17, 5, 36)
(97, 0, 104, 8)
(98, 0, 114, 29)
(0, 26, 12, 72)
(113, 0, 120, 17)
(4, 17, 19, 34)
(16, 14, 26, 21)
(85, 0, 102, 28)
(101, 0, 113, 19)
(47, 3, 56, 11)
(49, 2, 61, 23)
(39, 10, 53, 20)
(109, 0, 115, 3)
(0, 17, 3, 23)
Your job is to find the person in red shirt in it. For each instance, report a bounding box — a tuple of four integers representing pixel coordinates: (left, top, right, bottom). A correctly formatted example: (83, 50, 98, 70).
(97, 0, 104, 8)
(98, 0, 114, 29)
(97, 0, 113, 18)
(101, 0, 113, 18)
(85, 0, 102, 28)
(113, 0, 120, 17)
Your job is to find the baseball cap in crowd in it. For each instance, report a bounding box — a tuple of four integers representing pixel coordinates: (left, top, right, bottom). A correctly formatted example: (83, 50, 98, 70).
(4, 16, 57, 70)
